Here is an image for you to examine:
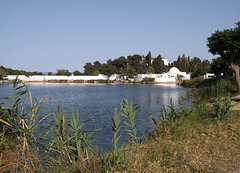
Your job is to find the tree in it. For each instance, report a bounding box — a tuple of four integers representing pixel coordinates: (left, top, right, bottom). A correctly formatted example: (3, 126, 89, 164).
(93, 70, 100, 76)
(173, 54, 189, 72)
(100, 59, 118, 77)
(173, 55, 182, 70)
(56, 69, 67, 75)
(139, 59, 147, 74)
(146, 66, 155, 74)
(152, 55, 166, 74)
(84, 63, 95, 75)
(0, 69, 8, 80)
(93, 61, 101, 71)
(211, 57, 229, 77)
(145, 51, 152, 67)
(56, 69, 71, 76)
(126, 66, 137, 78)
(207, 24, 240, 90)
(202, 60, 211, 74)
(112, 56, 127, 73)
(127, 54, 142, 73)
(190, 57, 202, 72)
(236, 22, 240, 28)
(73, 70, 82, 76)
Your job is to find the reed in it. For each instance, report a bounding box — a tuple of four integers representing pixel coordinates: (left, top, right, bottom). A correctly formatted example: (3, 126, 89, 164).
(121, 98, 140, 144)
(0, 77, 49, 172)
(39, 105, 100, 171)
(151, 98, 194, 130)
(196, 78, 233, 100)
(1, 77, 238, 172)
(213, 95, 235, 120)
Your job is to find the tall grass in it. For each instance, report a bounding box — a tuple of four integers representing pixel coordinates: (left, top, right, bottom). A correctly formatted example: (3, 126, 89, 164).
(196, 77, 235, 101)
(38, 106, 101, 172)
(91, 98, 139, 172)
(0, 78, 49, 172)
(1, 77, 238, 172)
(121, 98, 140, 144)
(0, 78, 141, 172)
(213, 95, 235, 120)
(151, 98, 193, 128)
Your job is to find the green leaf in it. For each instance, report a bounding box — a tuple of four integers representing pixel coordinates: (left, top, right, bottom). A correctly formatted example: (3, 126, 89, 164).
(0, 119, 11, 126)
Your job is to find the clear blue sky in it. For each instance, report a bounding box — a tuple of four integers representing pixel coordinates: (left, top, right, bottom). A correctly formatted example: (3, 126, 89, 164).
(1, 0, 239, 73)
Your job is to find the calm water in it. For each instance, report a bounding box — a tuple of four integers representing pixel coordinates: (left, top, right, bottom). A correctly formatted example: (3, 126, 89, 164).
(0, 83, 193, 150)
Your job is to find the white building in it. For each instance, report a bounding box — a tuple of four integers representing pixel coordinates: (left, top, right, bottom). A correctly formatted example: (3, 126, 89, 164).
(6, 74, 117, 82)
(135, 67, 190, 83)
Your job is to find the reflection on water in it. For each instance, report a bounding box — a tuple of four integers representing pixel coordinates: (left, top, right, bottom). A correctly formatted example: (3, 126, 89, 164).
(0, 83, 193, 150)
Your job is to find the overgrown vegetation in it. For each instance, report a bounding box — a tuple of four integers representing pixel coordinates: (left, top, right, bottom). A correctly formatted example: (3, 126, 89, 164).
(1, 77, 240, 172)
(196, 76, 237, 101)
(181, 77, 204, 88)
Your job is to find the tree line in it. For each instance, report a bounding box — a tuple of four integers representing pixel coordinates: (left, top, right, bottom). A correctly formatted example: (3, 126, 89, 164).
(82, 52, 213, 78)
(1, 21, 239, 81)
(0, 66, 43, 80)
(0, 53, 221, 79)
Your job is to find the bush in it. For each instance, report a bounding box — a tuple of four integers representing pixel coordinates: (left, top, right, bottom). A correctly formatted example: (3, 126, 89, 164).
(196, 77, 235, 100)
(212, 95, 234, 120)
(181, 78, 204, 87)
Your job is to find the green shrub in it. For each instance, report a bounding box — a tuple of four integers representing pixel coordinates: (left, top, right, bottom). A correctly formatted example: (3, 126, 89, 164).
(212, 95, 234, 120)
(196, 76, 236, 100)
(151, 98, 194, 131)
(0, 77, 49, 172)
(181, 78, 204, 87)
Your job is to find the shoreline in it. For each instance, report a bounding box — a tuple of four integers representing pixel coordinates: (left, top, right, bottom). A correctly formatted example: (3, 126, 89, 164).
(0, 79, 178, 85)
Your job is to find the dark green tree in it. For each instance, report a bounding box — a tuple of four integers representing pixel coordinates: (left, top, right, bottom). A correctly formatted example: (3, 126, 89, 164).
(173, 54, 189, 72)
(100, 59, 118, 77)
(152, 55, 166, 74)
(56, 69, 71, 76)
(93, 70, 100, 76)
(93, 61, 102, 71)
(112, 56, 127, 73)
(181, 54, 189, 72)
(145, 51, 152, 67)
(190, 57, 202, 72)
(0, 69, 8, 80)
(202, 60, 211, 74)
(207, 23, 240, 90)
(73, 70, 82, 76)
(139, 59, 147, 74)
(236, 22, 240, 28)
(173, 55, 182, 71)
(127, 54, 142, 73)
(211, 57, 229, 77)
(84, 63, 95, 75)
(126, 66, 137, 78)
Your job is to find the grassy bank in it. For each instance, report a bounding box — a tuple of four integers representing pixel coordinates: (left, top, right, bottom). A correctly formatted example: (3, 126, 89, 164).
(0, 78, 240, 172)
(69, 97, 240, 172)
(118, 109, 240, 172)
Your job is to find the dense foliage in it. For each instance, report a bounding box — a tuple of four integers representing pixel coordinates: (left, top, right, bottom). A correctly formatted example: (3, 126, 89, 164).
(0, 66, 43, 79)
(82, 51, 213, 78)
(207, 22, 240, 91)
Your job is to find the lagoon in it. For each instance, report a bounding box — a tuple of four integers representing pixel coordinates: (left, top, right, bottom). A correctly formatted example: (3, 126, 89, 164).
(0, 83, 193, 150)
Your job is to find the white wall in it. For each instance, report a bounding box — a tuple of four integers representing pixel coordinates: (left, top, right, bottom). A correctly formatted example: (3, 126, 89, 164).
(6, 74, 117, 81)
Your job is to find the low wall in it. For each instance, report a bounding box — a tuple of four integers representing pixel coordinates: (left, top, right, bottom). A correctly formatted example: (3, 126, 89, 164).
(6, 75, 112, 83)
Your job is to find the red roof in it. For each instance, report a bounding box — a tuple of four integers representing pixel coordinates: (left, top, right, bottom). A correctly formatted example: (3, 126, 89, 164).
(151, 57, 167, 60)
(141, 57, 168, 61)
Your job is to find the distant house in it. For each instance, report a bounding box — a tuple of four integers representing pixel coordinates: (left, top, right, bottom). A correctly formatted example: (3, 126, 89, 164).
(150, 57, 168, 66)
(135, 67, 190, 83)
